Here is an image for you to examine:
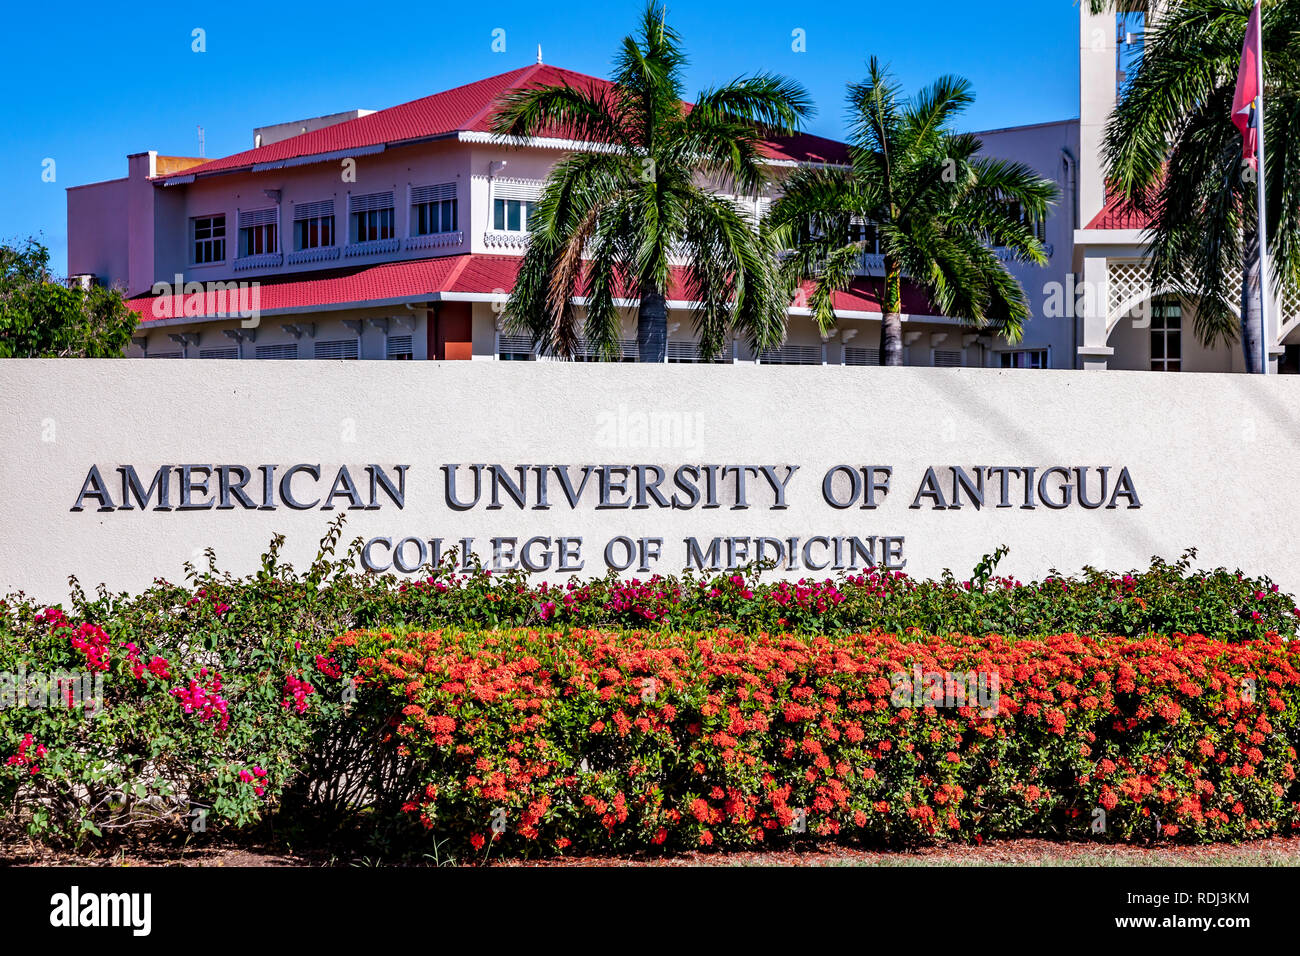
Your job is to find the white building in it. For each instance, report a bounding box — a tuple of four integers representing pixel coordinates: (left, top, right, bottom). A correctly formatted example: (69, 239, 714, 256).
(64, 4, 1293, 372)
(1074, 2, 1298, 373)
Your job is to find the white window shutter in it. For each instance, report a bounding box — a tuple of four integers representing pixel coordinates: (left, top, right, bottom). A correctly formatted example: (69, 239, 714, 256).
(238, 207, 278, 228)
(411, 183, 457, 204)
(294, 200, 334, 221)
(349, 191, 394, 213)
(492, 180, 542, 201)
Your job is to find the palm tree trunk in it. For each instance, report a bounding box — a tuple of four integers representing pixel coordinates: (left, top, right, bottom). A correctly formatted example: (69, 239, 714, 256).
(1240, 224, 1266, 374)
(879, 258, 904, 366)
(637, 284, 668, 363)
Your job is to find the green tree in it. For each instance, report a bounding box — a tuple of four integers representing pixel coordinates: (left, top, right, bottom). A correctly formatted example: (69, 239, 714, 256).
(1097, 0, 1297, 372)
(766, 58, 1057, 365)
(489, 1, 812, 362)
(0, 239, 136, 358)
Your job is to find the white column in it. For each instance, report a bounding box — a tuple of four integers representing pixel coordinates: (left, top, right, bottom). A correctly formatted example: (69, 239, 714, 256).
(1076, 256, 1114, 370)
(1078, 6, 1119, 228)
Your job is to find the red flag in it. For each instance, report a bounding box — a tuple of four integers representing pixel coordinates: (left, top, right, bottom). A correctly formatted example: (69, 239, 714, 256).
(1232, 2, 1262, 168)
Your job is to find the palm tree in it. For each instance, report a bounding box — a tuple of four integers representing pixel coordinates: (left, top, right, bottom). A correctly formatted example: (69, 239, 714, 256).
(1097, 0, 1299, 372)
(766, 58, 1057, 365)
(489, 1, 812, 362)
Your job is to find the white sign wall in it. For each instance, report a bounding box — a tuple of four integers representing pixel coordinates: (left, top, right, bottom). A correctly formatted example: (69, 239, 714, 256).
(2, 360, 1298, 601)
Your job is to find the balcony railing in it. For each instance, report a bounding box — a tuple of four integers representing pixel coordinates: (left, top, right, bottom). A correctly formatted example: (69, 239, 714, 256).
(405, 231, 464, 251)
(343, 237, 401, 258)
(285, 246, 342, 265)
(232, 251, 283, 272)
(850, 247, 1054, 274)
(484, 230, 531, 250)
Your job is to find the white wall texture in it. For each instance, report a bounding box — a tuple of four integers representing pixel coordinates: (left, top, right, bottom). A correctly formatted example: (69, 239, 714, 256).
(976, 119, 1081, 368)
(2, 360, 1299, 603)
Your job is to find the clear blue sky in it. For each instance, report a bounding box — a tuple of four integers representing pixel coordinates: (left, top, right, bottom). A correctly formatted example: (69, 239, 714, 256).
(0, 0, 1082, 276)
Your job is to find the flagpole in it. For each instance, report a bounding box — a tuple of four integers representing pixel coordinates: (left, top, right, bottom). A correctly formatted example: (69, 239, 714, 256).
(1254, 8, 1272, 375)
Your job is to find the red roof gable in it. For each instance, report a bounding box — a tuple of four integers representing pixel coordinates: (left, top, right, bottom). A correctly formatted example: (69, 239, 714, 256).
(1085, 188, 1153, 231)
(125, 254, 930, 321)
(159, 64, 848, 182)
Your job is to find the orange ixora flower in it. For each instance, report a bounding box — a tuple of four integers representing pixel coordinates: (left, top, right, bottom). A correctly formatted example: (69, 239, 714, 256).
(337, 622, 1300, 857)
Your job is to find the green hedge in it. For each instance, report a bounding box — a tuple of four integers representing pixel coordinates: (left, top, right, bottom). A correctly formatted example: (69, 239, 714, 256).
(19, 520, 1287, 645)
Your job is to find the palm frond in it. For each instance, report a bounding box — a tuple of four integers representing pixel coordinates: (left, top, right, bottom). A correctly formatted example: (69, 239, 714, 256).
(494, 0, 814, 359)
(489, 83, 628, 147)
(691, 73, 814, 135)
(900, 74, 974, 150)
(846, 56, 903, 165)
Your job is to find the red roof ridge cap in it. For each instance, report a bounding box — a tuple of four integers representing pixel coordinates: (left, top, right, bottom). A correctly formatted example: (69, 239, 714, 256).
(461, 62, 547, 135)
(442, 253, 475, 289)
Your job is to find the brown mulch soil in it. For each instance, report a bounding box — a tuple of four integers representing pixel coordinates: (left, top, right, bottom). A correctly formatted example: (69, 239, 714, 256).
(491, 837, 1300, 867)
(3, 836, 1299, 867)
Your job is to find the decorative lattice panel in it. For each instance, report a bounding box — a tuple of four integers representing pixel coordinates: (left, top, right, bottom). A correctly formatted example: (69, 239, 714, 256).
(1278, 285, 1300, 332)
(1107, 259, 1298, 340)
(1107, 261, 1151, 321)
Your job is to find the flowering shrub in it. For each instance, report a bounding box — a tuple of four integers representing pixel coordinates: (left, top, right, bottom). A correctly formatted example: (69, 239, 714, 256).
(343, 627, 1300, 856)
(360, 549, 1297, 642)
(0, 520, 1296, 854)
(0, 588, 346, 844)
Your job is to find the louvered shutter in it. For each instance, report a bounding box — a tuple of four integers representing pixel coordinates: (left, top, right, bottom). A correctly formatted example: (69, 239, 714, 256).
(411, 183, 456, 204)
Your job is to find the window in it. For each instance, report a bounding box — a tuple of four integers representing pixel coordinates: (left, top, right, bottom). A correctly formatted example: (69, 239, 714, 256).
(1004, 199, 1048, 244)
(1150, 299, 1182, 371)
(849, 220, 880, 254)
(844, 347, 881, 366)
(759, 345, 823, 365)
(242, 223, 277, 256)
(572, 338, 636, 362)
(666, 342, 701, 363)
(238, 208, 278, 258)
(497, 334, 538, 361)
(294, 201, 335, 250)
(353, 208, 394, 242)
(349, 192, 395, 243)
(932, 349, 964, 368)
(255, 343, 298, 360)
(198, 347, 238, 360)
(1000, 349, 1048, 369)
(412, 184, 458, 235)
(416, 199, 457, 235)
(489, 180, 541, 236)
(314, 339, 359, 360)
(1282, 344, 1300, 375)
(493, 198, 535, 232)
(192, 215, 226, 264)
(387, 334, 414, 360)
(666, 341, 729, 363)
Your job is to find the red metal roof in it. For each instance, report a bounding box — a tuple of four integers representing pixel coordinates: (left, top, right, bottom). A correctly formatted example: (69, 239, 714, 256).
(800, 275, 934, 316)
(1085, 188, 1153, 230)
(125, 254, 930, 321)
(127, 257, 468, 320)
(158, 64, 849, 182)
